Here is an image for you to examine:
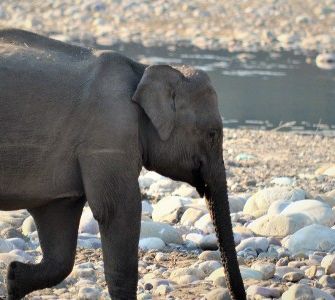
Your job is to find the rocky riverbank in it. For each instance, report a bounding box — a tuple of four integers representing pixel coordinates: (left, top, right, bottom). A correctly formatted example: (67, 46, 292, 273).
(0, 129, 334, 299)
(0, 0, 335, 55)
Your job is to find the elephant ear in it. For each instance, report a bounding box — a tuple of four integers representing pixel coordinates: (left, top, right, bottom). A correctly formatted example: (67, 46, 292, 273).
(132, 65, 182, 141)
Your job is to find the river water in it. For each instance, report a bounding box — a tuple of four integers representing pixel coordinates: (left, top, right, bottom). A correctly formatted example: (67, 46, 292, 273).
(102, 43, 335, 135)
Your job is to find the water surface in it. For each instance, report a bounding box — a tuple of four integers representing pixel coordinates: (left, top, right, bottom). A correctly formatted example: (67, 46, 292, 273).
(101, 43, 335, 135)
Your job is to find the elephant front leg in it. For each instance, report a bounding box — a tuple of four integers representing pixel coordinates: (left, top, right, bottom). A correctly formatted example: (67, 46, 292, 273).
(80, 157, 141, 300)
(99, 204, 141, 299)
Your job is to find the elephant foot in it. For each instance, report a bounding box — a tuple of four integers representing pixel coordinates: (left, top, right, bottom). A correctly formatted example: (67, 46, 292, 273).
(7, 261, 30, 300)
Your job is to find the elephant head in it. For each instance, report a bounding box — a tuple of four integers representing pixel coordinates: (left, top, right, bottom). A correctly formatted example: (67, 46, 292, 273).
(133, 65, 246, 300)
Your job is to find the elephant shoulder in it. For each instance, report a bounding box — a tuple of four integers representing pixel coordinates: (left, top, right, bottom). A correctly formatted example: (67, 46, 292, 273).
(0, 28, 92, 60)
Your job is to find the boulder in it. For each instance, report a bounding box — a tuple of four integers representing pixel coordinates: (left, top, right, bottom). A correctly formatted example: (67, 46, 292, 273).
(283, 224, 335, 253)
(140, 221, 183, 244)
(243, 187, 305, 217)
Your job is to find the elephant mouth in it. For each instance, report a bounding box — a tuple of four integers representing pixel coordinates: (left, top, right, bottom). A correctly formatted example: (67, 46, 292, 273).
(192, 166, 209, 198)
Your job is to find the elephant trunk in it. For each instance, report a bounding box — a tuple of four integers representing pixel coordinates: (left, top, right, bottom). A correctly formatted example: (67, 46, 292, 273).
(203, 161, 246, 300)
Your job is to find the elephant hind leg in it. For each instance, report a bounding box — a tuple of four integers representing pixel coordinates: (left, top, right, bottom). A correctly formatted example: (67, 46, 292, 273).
(7, 197, 85, 300)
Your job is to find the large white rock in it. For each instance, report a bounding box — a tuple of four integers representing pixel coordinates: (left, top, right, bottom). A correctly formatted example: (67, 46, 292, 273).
(243, 187, 305, 217)
(152, 196, 190, 223)
(138, 171, 164, 189)
(172, 184, 199, 198)
(280, 200, 335, 227)
(283, 224, 335, 253)
(22, 216, 36, 235)
(0, 239, 16, 253)
(148, 178, 180, 196)
(79, 208, 99, 235)
(0, 210, 29, 227)
(194, 213, 214, 234)
(251, 261, 275, 280)
(141, 200, 153, 217)
(139, 237, 165, 250)
(140, 221, 183, 244)
(228, 196, 246, 213)
(180, 207, 206, 226)
(248, 214, 303, 238)
(236, 237, 269, 252)
(267, 200, 291, 215)
(170, 267, 206, 284)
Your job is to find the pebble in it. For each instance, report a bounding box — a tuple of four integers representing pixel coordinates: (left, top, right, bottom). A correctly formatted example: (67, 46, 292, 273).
(180, 207, 205, 226)
(22, 216, 36, 236)
(283, 271, 305, 282)
(235, 237, 269, 253)
(77, 286, 101, 300)
(204, 288, 231, 300)
(246, 285, 281, 298)
(152, 196, 188, 223)
(281, 284, 314, 300)
(251, 261, 275, 280)
(140, 221, 182, 244)
(321, 254, 335, 274)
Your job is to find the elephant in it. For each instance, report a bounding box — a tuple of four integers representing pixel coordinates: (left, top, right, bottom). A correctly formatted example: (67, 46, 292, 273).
(0, 28, 246, 300)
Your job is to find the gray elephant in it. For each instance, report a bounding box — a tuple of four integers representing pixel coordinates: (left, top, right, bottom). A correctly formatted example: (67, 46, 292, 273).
(0, 29, 246, 300)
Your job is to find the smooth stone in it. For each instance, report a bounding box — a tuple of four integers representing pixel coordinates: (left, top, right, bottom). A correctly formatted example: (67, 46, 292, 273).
(312, 287, 334, 300)
(281, 284, 314, 300)
(180, 207, 205, 226)
(240, 266, 263, 280)
(243, 187, 305, 217)
(0, 239, 16, 253)
(235, 237, 269, 253)
(251, 261, 275, 280)
(316, 53, 335, 70)
(139, 238, 165, 250)
(78, 286, 101, 300)
(153, 284, 172, 296)
(204, 288, 231, 300)
(0, 252, 26, 264)
(22, 216, 36, 236)
(198, 250, 221, 261)
(321, 254, 335, 274)
(0, 227, 25, 239)
(6, 238, 26, 250)
(228, 196, 246, 213)
(196, 260, 222, 276)
(271, 176, 295, 186)
(138, 171, 164, 189)
(0, 210, 29, 227)
(280, 199, 335, 227)
(283, 224, 335, 253)
(79, 208, 99, 235)
(267, 199, 291, 215)
(170, 267, 205, 283)
(283, 271, 305, 282)
(148, 178, 179, 196)
(194, 213, 214, 234)
(152, 196, 189, 223)
(213, 276, 227, 288)
(199, 234, 218, 250)
(319, 275, 335, 288)
(275, 266, 303, 278)
(172, 184, 199, 198)
(305, 265, 317, 279)
(246, 285, 281, 298)
(142, 201, 153, 217)
(185, 233, 204, 246)
(140, 221, 183, 244)
(248, 214, 303, 238)
(71, 268, 96, 280)
(208, 267, 225, 282)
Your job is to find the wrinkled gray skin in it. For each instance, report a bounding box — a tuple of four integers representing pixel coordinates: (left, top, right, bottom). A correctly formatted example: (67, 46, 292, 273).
(0, 29, 246, 300)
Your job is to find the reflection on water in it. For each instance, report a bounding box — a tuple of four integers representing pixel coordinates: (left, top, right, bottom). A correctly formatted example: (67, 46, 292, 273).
(99, 43, 335, 135)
